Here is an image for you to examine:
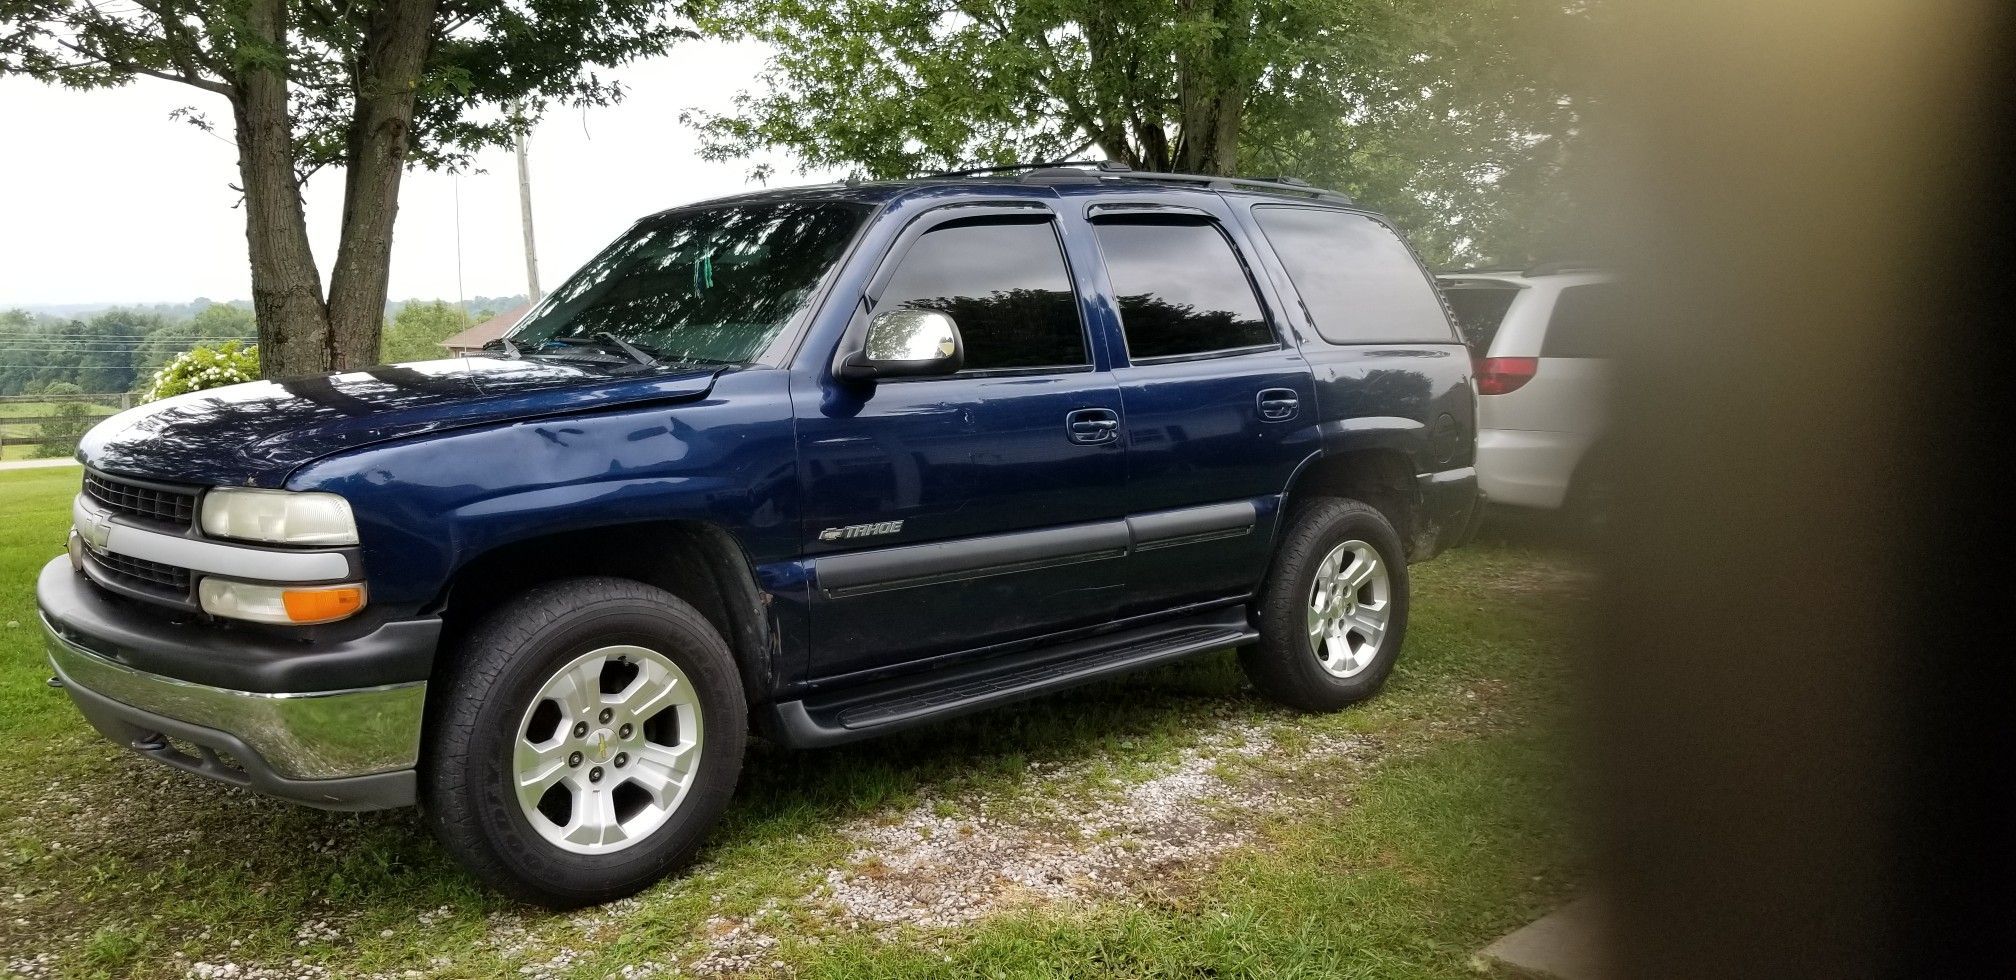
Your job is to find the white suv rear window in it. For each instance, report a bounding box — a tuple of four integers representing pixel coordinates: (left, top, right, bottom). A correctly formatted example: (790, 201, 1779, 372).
(1541, 284, 1623, 358)
(1439, 283, 1520, 353)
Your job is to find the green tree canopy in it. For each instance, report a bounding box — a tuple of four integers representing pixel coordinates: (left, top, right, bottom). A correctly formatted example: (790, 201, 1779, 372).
(133, 302, 260, 374)
(2, 1, 689, 377)
(685, 0, 1586, 264)
(380, 300, 472, 363)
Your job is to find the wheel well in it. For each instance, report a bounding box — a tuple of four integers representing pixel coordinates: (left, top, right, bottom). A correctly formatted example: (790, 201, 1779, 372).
(1284, 450, 1426, 559)
(435, 522, 774, 700)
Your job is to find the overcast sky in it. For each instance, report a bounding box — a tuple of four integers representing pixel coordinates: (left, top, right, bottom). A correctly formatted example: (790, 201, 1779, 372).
(0, 39, 839, 309)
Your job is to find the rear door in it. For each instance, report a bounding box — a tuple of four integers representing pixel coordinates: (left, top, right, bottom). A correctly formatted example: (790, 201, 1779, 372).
(1241, 203, 1478, 542)
(796, 205, 1130, 680)
(1082, 206, 1318, 615)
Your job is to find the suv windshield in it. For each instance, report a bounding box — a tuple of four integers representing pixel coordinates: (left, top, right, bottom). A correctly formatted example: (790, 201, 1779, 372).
(507, 201, 868, 366)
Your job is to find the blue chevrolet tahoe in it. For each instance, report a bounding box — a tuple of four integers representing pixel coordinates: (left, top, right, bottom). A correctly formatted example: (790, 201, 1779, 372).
(37, 164, 1483, 906)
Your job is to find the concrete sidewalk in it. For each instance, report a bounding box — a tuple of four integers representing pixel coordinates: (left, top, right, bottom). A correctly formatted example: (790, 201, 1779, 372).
(1478, 895, 1608, 980)
(0, 457, 80, 472)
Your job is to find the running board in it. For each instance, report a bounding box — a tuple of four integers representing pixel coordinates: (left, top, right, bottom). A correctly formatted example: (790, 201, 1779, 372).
(765, 607, 1257, 748)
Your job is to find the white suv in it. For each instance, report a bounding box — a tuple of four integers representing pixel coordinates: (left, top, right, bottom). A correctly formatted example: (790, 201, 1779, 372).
(1438, 265, 1619, 513)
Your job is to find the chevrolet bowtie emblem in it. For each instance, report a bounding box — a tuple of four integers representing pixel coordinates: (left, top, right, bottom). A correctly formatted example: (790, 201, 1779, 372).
(78, 514, 113, 553)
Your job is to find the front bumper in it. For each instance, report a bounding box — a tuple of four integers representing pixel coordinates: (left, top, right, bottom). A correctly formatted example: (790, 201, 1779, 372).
(37, 557, 435, 810)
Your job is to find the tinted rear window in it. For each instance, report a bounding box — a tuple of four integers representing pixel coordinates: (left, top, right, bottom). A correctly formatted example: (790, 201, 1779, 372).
(1439, 283, 1521, 353)
(1251, 206, 1455, 344)
(1092, 218, 1276, 360)
(1542, 284, 1623, 358)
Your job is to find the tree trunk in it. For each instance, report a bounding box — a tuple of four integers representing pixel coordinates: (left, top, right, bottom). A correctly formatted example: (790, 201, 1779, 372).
(323, 0, 439, 371)
(233, 0, 331, 378)
(1178, 88, 1242, 175)
(1173, 0, 1250, 176)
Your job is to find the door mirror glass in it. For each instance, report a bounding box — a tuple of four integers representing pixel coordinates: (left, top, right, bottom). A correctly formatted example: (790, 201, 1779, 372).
(844, 308, 965, 379)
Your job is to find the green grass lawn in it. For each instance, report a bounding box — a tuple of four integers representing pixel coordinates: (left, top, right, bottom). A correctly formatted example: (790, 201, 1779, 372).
(0, 467, 1585, 979)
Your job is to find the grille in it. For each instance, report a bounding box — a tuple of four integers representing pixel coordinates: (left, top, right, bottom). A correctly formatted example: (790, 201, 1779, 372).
(93, 550, 193, 594)
(84, 473, 197, 527)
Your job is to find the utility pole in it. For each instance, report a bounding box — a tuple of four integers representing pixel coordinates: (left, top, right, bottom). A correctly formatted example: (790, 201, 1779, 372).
(515, 118, 542, 304)
(453, 175, 467, 315)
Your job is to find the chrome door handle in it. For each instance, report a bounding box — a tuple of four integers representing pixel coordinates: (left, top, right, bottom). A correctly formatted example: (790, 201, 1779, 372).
(1257, 388, 1300, 421)
(1066, 408, 1121, 444)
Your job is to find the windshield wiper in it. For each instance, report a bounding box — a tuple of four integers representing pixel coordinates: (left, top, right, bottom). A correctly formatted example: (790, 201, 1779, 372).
(593, 331, 660, 366)
(527, 334, 661, 366)
(479, 336, 523, 359)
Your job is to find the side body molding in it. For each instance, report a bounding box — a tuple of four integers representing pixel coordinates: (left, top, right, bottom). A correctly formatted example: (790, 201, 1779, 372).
(814, 499, 1263, 598)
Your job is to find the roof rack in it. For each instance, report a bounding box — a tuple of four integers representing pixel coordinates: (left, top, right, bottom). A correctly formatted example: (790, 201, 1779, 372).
(1523, 259, 1606, 277)
(923, 159, 1351, 203)
(1437, 264, 1528, 276)
(929, 158, 1124, 178)
(1439, 259, 1609, 278)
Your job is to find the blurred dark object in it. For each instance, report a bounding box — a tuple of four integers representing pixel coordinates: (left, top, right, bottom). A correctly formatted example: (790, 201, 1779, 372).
(1587, 1, 2014, 978)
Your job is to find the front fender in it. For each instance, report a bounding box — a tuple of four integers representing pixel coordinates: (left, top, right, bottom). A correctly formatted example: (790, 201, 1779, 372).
(285, 370, 801, 610)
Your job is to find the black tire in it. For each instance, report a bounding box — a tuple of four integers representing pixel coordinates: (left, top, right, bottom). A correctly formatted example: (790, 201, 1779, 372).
(1241, 498, 1411, 711)
(423, 576, 747, 908)
(1562, 448, 1616, 543)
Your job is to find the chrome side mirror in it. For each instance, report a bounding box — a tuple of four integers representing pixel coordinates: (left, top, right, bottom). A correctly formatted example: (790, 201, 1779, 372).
(840, 308, 964, 380)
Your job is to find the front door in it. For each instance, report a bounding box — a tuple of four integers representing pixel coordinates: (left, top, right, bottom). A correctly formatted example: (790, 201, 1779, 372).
(796, 207, 1128, 680)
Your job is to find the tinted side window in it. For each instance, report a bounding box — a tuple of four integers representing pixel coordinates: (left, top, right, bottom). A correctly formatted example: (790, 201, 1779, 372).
(1252, 206, 1456, 344)
(1542, 284, 1622, 358)
(1093, 219, 1275, 360)
(876, 219, 1086, 371)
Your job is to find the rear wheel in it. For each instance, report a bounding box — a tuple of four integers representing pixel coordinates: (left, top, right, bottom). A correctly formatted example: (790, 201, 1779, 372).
(424, 577, 746, 908)
(1563, 449, 1616, 541)
(1241, 498, 1410, 710)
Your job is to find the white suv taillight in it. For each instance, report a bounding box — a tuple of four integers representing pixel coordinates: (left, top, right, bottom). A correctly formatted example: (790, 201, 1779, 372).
(1474, 356, 1538, 395)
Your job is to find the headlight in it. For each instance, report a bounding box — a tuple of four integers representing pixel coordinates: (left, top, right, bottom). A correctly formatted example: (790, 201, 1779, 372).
(200, 488, 358, 546)
(199, 578, 367, 625)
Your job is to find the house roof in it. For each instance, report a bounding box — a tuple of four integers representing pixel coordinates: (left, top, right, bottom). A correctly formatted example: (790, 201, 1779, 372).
(440, 302, 531, 352)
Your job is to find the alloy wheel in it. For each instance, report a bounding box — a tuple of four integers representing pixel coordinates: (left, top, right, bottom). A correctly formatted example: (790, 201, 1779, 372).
(1305, 539, 1392, 679)
(512, 645, 703, 854)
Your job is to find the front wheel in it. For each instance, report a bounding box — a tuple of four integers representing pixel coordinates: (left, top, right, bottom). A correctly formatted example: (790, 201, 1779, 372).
(424, 577, 747, 908)
(1241, 498, 1410, 711)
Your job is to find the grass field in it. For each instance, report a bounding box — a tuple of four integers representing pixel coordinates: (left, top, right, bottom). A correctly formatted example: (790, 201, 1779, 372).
(0, 402, 122, 434)
(0, 466, 1586, 979)
(0, 402, 120, 459)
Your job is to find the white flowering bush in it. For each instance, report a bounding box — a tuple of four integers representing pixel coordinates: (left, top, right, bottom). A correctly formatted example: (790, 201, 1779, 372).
(146, 341, 260, 402)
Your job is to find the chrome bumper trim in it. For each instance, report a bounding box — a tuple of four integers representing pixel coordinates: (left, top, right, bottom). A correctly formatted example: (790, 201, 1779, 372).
(42, 612, 424, 780)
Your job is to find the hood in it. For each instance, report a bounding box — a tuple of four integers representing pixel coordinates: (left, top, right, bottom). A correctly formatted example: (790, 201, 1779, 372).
(79, 357, 722, 488)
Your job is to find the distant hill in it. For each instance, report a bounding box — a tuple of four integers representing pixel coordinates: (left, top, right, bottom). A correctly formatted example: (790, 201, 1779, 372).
(18, 298, 253, 320)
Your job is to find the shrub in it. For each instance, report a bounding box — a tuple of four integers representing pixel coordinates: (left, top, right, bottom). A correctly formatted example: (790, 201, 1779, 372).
(33, 404, 92, 458)
(29, 381, 89, 458)
(145, 341, 259, 402)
